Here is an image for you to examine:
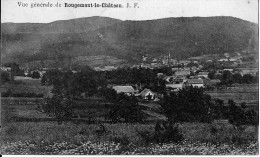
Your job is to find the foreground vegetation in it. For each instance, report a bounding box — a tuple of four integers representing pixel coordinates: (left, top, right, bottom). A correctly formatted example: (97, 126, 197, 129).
(0, 122, 258, 155)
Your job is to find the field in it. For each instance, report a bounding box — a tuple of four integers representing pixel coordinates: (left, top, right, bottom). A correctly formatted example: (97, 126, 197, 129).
(206, 84, 258, 108)
(0, 76, 52, 97)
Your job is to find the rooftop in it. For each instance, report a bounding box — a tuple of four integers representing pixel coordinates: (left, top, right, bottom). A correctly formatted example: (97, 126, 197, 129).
(112, 86, 135, 93)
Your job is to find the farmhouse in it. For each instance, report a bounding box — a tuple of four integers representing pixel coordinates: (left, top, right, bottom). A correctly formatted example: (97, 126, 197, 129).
(112, 85, 136, 96)
(187, 79, 204, 88)
(137, 88, 155, 100)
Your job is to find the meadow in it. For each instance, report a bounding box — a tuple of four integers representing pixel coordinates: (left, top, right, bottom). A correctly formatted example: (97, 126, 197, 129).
(0, 97, 258, 155)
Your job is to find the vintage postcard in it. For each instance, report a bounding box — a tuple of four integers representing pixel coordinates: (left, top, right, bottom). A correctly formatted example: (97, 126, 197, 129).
(0, 0, 259, 155)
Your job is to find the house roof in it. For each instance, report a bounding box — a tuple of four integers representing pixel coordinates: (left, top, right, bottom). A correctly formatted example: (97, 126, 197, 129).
(112, 86, 135, 93)
(166, 83, 184, 88)
(139, 88, 154, 97)
(188, 79, 204, 84)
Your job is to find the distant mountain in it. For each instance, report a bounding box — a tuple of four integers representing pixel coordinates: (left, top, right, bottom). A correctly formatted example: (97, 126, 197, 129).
(1, 16, 258, 67)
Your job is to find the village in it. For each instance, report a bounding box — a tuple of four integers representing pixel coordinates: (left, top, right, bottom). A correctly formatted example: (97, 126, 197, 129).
(1, 50, 258, 102)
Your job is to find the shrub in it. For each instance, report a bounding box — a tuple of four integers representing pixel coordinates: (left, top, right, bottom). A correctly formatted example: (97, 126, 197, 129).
(41, 74, 48, 85)
(136, 121, 184, 145)
(161, 86, 216, 123)
(227, 100, 258, 127)
(1, 71, 11, 82)
(31, 71, 40, 79)
(107, 94, 146, 123)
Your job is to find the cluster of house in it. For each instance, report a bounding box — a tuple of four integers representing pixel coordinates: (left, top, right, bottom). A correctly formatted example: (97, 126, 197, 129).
(108, 69, 221, 101)
(110, 85, 158, 101)
(163, 70, 221, 91)
(139, 51, 248, 70)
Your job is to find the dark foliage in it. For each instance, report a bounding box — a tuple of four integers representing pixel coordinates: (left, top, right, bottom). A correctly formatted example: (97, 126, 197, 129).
(1, 71, 11, 82)
(136, 121, 183, 145)
(41, 74, 48, 85)
(31, 71, 41, 79)
(226, 100, 258, 127)
(161, 86, 220, 123)
(43, 74, 75, 124)
(107, 93, 146, 123)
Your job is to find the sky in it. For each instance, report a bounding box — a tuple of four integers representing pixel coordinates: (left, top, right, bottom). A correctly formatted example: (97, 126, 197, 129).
(1, 0, 259, 23)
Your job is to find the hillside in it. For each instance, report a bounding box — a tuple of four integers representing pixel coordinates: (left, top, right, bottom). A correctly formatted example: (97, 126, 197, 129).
(1, 16, 258, 68)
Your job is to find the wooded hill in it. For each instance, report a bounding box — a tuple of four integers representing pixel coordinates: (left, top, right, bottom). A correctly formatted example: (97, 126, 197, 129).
(1, 16, 258, 66)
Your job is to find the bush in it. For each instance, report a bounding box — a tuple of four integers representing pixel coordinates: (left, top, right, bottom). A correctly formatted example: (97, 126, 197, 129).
(161, 86, 216, 123)
(107, 94, 146, 123)
(1, 71, 11, 82)
(32, 71, 40, 79)
(41, 74, 48, 85)
(136, 121, 183, 145)
(227, 100, 258, 127)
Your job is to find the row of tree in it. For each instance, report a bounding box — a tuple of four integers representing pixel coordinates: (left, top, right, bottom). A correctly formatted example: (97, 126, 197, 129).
(208, 70, 258, 85)
(161, 86, 258, 127)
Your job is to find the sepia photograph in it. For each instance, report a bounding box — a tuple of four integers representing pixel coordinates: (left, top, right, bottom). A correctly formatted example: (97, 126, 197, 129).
(0, 0, 259, 155)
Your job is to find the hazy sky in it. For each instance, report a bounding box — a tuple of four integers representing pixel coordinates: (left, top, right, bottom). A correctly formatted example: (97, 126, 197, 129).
(1, 0, 259, 23)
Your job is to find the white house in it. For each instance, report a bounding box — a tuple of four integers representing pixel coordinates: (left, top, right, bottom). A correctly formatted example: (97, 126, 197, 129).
(137, 88, 155, 100)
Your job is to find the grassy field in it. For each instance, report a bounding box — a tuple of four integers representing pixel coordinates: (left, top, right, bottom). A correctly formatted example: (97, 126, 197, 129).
(206, 84, 258, 107)
(0, 76, 52, 97)
(0, 97, 258, 155)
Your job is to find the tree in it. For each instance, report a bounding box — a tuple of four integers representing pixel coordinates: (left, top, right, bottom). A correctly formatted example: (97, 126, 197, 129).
(161, 86, 217, 124)
(233, 73, 243, 83)
(41, 74, 48, 85)
(242, 74, 255, 84)
(208, 71, 215, 80)
(43, 79, 74, 124)
(221, 70, 233, 85)
(1, 71, 11, 83)
(71, 71, 98, 99)
(107, 93, 146, 123)
(32, 71, 41, 79)
(226, 100, 258, 127)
